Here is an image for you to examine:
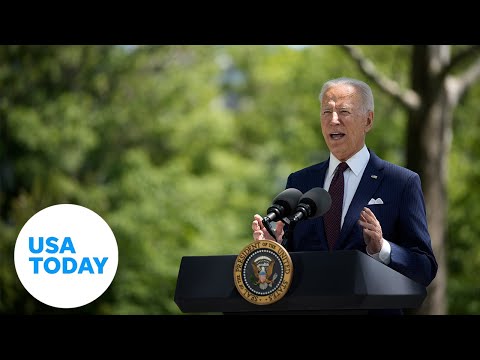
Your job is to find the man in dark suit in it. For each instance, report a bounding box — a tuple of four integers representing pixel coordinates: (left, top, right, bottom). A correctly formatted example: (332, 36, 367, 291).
(252, 77, 437, 292)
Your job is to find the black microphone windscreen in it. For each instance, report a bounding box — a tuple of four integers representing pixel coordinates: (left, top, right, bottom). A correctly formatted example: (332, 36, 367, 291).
(272, 188, 303, 216)
(298, 187, 332, 219)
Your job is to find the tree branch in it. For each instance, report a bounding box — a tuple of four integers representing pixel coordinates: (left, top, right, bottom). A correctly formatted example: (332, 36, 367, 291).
(440, 45, 480, 79)
(447, 56, 480, 105)
(340, 45, 420, 110)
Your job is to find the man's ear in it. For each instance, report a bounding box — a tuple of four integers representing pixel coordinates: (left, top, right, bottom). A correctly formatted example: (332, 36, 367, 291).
(365, 111, 374, 132)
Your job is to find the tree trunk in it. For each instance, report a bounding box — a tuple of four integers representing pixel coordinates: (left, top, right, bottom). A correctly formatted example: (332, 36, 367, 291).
(407, 46, 450, 314)
(343, 44, 480, 314)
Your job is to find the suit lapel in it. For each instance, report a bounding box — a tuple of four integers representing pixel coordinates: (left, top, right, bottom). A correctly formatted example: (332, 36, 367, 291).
(335, 150, 384, 250)
(315, 161, 329, 250)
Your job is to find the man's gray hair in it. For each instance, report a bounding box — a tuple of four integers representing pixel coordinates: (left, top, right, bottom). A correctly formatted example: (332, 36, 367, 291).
(319, 77, 374, 113)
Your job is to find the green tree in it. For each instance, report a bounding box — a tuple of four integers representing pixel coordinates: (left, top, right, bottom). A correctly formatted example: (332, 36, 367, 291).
(342, 45, 480, 314)
(0, 45, 133, 313)
(2, 45, 480, 315)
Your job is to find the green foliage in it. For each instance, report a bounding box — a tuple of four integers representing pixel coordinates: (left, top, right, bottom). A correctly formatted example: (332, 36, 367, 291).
(447, 81, 480, 314)
(1, 45, 479, 314)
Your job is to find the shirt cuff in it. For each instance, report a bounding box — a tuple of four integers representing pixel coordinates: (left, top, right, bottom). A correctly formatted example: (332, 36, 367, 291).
(366, 238, 391, 265)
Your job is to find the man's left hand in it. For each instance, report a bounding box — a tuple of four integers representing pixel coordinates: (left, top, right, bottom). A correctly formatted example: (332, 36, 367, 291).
(358, 207, 383, 254)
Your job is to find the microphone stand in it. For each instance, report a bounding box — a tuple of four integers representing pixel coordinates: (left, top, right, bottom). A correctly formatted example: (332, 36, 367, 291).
(262, 217, 278, 242)
(281, 218, 297, 250)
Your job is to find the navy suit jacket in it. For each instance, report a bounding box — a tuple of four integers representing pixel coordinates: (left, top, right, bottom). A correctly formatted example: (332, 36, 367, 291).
(284, 149, 438, 288)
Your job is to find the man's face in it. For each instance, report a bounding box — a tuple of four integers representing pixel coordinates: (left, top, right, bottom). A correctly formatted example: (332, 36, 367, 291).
(320, 84, 373, 161)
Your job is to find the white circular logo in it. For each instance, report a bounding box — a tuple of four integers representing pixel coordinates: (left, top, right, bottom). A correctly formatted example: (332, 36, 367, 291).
(14, 204, 118, 309)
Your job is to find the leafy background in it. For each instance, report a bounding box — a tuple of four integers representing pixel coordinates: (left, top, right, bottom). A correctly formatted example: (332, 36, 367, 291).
(1, 45, 479, 314)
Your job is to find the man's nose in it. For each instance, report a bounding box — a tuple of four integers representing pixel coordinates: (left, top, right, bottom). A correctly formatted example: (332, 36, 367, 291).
(331, 112, 340, 124)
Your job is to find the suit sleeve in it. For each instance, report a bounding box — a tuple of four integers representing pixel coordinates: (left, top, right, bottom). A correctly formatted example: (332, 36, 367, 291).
(388, 173, 438, 287)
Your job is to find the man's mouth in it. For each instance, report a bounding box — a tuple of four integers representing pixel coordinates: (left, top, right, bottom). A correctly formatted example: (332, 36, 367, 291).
(330, 132, 345, 140)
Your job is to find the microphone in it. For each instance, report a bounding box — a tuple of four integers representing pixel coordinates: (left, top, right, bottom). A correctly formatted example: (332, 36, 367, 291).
(262, 188, 303, 240)
(290, 187, 332, 223)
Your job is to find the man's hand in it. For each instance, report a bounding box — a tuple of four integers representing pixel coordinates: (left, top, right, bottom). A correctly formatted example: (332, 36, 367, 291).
(358, 207, 383, 254)
(252, 214, 284, 243)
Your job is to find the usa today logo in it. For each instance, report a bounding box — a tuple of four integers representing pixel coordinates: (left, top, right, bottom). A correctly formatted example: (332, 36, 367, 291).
(14, 204, 118, 309)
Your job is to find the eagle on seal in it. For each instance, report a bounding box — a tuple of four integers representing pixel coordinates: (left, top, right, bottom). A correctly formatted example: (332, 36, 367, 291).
(252, 259, 275, 289)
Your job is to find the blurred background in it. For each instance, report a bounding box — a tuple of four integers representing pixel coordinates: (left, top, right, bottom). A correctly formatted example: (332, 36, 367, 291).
(1, 45, 479, 315)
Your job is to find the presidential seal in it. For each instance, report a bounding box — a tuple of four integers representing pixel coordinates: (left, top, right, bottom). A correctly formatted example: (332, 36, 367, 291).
(233, 240, 293, 305)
